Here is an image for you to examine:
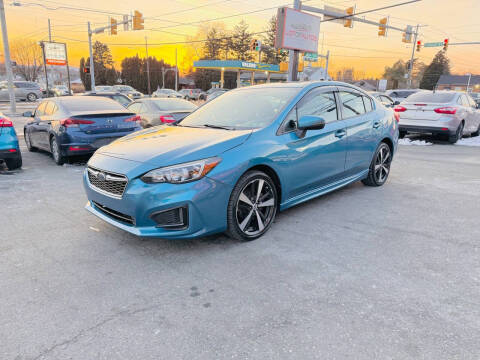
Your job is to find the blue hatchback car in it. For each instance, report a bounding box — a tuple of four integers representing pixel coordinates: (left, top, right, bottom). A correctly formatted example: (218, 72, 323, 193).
(83, 82, 398, 241)
(0, 113, 22, 170)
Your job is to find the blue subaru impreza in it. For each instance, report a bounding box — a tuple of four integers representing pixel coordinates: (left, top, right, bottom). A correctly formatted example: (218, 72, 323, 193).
(0, 113, 22, 170)
(83, 82, 398, 241)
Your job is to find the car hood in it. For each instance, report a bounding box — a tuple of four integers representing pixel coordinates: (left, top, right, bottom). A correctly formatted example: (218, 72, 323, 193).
(97, 125, 252, 166)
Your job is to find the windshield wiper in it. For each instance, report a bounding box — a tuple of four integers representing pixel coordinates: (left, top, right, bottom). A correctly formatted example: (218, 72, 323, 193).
(202, 124, 234, 130)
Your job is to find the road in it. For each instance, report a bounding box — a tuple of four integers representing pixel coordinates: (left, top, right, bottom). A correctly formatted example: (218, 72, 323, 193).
(1, 135, 480, 359)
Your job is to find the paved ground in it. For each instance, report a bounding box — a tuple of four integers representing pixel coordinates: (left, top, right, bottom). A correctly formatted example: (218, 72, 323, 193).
(1, 133, 480, 359)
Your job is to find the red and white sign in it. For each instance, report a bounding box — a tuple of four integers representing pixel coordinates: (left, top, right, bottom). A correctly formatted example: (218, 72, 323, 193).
(44, 42, 67, 66)
(275, 7, 321, 53)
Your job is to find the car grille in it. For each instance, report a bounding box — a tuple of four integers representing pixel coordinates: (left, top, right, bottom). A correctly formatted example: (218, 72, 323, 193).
(87, 166, 128, 198)
(92, 201, 135, 225)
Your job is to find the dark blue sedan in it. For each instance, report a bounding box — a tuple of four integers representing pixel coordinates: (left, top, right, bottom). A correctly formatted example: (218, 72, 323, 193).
(23, 96, 142, 165)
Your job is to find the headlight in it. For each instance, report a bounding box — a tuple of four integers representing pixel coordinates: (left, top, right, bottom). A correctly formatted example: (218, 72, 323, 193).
(141, 157, 221, 184)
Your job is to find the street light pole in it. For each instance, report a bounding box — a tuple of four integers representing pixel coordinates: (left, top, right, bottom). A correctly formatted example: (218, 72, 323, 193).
(0, 0, 16, 113)
(466, 73, 472, 93)
(175, 48, 178, 91)
(48, 18, 52, 41)
(87, 22, 95, 92)
(145, 36, 151, 95)
(407, 24, 419, 89)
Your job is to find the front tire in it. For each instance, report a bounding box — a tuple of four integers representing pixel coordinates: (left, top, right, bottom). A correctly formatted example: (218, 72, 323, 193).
(24, 130, 37, 152)
(226, 171, 278, 241)
(362, 142, 392, 187)
(472, 124, 480, 137)
(50, 136, 65, 165)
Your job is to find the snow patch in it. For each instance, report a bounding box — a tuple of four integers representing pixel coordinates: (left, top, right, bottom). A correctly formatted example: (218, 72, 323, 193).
(455, 136, 480, 147)
(398, 138, 433, 146)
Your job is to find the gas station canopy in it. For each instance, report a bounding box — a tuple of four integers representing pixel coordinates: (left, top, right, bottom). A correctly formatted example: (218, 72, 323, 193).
(193, 59, 285, 73)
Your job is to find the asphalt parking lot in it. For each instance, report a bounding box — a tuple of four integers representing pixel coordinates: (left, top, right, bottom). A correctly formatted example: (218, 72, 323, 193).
(1, 126, 480, 359)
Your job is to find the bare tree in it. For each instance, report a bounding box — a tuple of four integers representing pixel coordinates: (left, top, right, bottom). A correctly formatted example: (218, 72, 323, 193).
(10, 39, 43, 81)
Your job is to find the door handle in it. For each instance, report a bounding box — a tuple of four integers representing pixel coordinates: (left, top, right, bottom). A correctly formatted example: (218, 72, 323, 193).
(335, 129, 346, 138)
(373, 121, 381, 128)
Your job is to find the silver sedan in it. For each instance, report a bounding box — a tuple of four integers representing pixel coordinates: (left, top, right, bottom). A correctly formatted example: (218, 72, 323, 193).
(395, 91, 480, 143)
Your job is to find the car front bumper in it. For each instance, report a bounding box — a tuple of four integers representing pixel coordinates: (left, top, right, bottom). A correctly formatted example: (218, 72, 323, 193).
(83, 168, 233, 239)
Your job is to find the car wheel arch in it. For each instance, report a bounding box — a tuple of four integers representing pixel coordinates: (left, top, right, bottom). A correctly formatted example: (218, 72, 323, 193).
(240, 164, 282, 208)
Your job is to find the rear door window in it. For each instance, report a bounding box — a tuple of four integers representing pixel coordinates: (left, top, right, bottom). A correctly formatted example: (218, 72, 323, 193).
(35, 101, 47, 116)
(339, 91, 366, 118)
(44, 102, 56, 116)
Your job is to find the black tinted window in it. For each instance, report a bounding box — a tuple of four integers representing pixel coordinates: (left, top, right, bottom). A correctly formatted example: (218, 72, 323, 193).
(297, 90, 338, 124)
(339, 91, 366, 118)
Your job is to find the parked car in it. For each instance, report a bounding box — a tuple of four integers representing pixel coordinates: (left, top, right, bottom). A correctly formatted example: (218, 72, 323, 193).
(83, 81, 398, 241)
(0, 81, 43, 102)
(179, 88, 203, 100)
(395, 91, 480, 142)
(385, 89, 419, 104)
(469, 92, 480, 106)
(370, 92, 398, 108)
(95, 85, 113, 92)
(52, 85, 73, 97)
(152, 88, 183, 99)
(0, 113, 22, 170)
(206, 89, 228, 102)
(112, 85, 143, 99)
(126, 98, 197, 127)
(199, 87, 224, 100)
(83, 92, 133, 107)
(23, 96, 142, 165)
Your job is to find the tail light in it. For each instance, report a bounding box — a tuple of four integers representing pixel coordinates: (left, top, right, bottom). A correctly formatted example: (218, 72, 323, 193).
(394, 112, 400, 122)
(0, 117, 13, 127)
(124, 115, 141, 123)
(61, 118, 95, 127)
(8, 149, 17, 152)
(394, 105, 407, 112)
(434, 106, 457, 114)
(159, 115, 175, 123)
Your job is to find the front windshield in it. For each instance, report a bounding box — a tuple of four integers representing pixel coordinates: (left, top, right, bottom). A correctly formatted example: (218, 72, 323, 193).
(180, 87, 298, 130)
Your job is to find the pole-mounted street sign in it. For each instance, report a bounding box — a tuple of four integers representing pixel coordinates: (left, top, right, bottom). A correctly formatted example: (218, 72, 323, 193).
(304, 52, 318, 62)
(424, 42, 444, 47)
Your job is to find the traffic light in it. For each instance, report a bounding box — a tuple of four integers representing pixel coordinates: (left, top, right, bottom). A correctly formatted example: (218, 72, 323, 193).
(133, 10, 144, 30)
(250, 39, 261, 52)
(443, 38, 449, 51)
(416, 40, 422, 52)
(110, 18, 117, 35)
(378, 17, 388, 37)
(402, 25, 413, 43)
(84, 66, 90, 74)
(344, 7, 354, 28)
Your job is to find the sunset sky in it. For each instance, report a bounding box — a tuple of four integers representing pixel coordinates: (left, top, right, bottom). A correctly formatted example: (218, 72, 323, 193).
(2, 0, 480, 78)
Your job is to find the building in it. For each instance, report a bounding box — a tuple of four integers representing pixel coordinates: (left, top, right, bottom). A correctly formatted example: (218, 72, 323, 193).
(436, 74, 480, 92)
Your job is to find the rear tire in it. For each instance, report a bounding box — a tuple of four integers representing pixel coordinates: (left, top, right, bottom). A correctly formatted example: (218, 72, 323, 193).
(26, 93, 37, 102)
(362, 142, 392, 187)
(226, 171, 278, 242)
(50, 136, 65, 165)
(449, 122, 464, 144)
(5, 154, 22, 170)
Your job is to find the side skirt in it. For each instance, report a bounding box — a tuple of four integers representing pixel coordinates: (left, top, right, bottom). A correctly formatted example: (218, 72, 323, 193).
(280, 169, 369, 211)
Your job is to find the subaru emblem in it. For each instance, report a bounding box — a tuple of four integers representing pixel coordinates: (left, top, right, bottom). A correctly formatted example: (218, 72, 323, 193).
(97, 172, 106, 182)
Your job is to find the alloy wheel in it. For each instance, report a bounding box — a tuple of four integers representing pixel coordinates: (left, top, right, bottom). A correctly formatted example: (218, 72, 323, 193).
(374, 145, 391, 184)
(51, 139, 60, 162)
(235, 178, 276, 237)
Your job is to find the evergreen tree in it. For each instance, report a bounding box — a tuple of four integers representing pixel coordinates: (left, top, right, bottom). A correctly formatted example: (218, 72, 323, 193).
(229, 20, 253, 61)
(261, 15, 287, 64)
(420, 50, 451, 90)
(203, 28, 223, 60)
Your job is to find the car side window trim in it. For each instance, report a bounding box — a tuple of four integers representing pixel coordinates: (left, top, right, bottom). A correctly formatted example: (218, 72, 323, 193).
(336, 90, 367, 119)
(276, 85, 339, 135)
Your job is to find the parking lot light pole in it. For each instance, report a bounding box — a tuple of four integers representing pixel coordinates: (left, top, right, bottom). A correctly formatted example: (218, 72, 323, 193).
(0, 0, 16, 113)
(87, 22, 96, 92)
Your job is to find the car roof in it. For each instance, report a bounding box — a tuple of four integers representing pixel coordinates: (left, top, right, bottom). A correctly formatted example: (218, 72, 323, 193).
(85, 92, 127, 96)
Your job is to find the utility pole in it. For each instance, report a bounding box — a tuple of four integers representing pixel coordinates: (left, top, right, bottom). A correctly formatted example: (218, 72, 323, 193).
(145, 37, 151, 95)
(48, 18, 52, 41)
(324, 50, 330, 79)
(287, 0, 301, 82)
(87, 22, 95, 92)
(175, 48, 178, 91)
(407, 24, 419, 89)
(466, 73, 472, 93)
(0, 0, 16, 113)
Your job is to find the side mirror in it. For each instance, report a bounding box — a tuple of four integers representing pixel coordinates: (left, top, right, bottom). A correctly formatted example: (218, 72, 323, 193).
(297, 115, 326, 131)
(394, 101, 400, 105)
(23, 111, 33, 117)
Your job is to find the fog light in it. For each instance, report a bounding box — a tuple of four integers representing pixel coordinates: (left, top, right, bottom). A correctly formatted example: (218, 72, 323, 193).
(151, 206, 188, 229)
